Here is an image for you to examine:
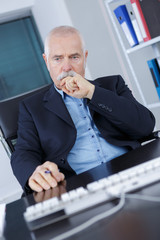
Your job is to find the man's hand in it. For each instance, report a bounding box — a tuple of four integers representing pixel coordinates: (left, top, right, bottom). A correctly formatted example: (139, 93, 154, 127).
(60, 74, 95, 100)
(33, 180, 67, 202)
(28, 161, 65, 192)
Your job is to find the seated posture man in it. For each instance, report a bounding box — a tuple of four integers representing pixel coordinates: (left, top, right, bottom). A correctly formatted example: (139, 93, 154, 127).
(11, 26, 155, 193)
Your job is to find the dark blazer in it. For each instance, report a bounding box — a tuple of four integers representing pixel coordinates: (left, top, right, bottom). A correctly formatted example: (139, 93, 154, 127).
(11, 75, 155, 190)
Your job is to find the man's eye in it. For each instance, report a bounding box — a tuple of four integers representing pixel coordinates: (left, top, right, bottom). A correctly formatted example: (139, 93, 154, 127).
(53, 57, 62, 64)
(71, 56, 79, 61)
(55, 58, 60, 61)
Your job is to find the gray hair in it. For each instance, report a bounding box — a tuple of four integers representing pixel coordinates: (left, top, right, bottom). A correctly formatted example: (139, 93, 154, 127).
(44, 26, 86, 57)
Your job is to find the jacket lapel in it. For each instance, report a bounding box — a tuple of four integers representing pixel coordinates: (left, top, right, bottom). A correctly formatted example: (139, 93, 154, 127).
(42, 80, 101, 126)
(43, 84, 74, 127)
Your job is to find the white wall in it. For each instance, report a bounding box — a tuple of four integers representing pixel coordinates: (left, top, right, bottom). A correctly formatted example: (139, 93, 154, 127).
(32, 0, 72, 42)
(0, 0, 35, 203)
(0, 0, 34, 22)
(0, 0, 34, 13)
(0, 142, 22, 203)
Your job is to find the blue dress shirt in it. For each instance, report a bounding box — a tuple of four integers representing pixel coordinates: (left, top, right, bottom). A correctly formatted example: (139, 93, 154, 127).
(55, 86, 128, 174)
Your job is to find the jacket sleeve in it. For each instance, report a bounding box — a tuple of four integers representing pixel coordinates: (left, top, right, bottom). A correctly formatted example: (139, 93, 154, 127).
(11, 101, 44, 190)
(88, 75, 155, 140)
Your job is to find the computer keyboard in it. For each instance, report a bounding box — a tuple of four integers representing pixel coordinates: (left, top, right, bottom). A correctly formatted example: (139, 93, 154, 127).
(24, 157, 160, 230)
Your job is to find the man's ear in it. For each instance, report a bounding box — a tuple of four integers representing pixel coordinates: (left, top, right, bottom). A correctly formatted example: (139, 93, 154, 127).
(85, 50, 88, 60)
(84, 50, 88, 68)
(42, 53, 48, 69)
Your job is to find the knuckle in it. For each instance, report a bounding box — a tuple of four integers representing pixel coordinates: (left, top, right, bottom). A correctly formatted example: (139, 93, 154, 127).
(49, 162, 58, 170)
(43, 161, 50, 167)
(45, 161, 50, 165)
(34, 173, 40, 181)
(61, 173, 65, 179)
(36, 165, 42, 172)
(28, 177, 32, 185)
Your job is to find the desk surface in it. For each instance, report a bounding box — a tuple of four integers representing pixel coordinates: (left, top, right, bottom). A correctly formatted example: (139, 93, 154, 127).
(4, 139, 160, 240)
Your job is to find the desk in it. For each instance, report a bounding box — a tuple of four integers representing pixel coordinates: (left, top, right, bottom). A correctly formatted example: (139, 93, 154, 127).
(4, 139, 160, 240)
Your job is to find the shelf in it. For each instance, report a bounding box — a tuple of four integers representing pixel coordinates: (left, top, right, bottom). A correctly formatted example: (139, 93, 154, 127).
(104, 0, 160, 122)
(126, 36, 160, 54)
(107, 0, 120, 3)
(148, 102, 160, 109)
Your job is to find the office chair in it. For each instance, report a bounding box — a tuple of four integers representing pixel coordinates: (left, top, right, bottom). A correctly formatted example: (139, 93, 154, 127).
(0, 84, 52, 158)
(0, 83, 160, 158)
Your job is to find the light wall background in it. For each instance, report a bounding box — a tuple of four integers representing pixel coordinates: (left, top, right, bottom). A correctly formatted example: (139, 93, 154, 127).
(0, 0, 159, 203)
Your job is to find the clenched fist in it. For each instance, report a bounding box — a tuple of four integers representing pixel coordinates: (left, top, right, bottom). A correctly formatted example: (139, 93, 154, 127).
(28, 161, 65, 192)
(60, 74, 95, 99)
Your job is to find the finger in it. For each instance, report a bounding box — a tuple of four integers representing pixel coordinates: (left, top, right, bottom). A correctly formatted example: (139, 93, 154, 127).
(43, 162, 65, 183)
(33, 172, 52, 190)
(60, 76, 75, 87)
(28, 178, 43, 192)
(66, 81, 78, 91)
(61, 83, 79, 96)
(60, 79, 66, 87)
(60, 79, 76, 94)
(61, 86, 72, 95)
(60, 172, 65, 181)
(40, 169, 58, 188)
(51, 170, 65, 183)
(65, 80, 74, 92)
(60, 76, 70, 86)
(50, 170, 65, 183)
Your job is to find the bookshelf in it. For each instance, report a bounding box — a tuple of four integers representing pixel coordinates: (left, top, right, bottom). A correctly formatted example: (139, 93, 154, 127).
(104, 0, 160, 129)
(126, 36, 160, 54)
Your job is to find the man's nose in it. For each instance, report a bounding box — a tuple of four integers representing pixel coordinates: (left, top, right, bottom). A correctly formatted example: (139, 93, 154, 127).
(62, 59, 72, 72)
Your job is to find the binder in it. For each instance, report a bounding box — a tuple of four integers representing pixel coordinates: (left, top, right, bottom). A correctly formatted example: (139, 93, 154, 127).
(130, 0, 151, 42)
(156, 57, 160, 70)
(114, 5, 139, 47)
(139, 0, 160, 39)
(147, 59, 160, 100)
(125, 2, 143, 43)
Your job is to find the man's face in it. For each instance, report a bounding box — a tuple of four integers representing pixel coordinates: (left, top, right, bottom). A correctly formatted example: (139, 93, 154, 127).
(43, 33, 88, 89)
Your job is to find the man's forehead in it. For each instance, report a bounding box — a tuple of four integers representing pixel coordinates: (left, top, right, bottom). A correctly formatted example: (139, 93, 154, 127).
(47, 34, 84, 56)
(49, 34, 82, 46)
(49, 43, 83, 56)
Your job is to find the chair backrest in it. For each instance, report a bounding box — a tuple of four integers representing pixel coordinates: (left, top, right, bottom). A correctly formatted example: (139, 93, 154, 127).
(0, 84, 52, 157)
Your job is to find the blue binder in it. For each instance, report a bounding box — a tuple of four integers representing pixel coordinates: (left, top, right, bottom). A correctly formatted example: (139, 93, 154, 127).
(147, 59, 160, 100)
(114, 5, 139, 47)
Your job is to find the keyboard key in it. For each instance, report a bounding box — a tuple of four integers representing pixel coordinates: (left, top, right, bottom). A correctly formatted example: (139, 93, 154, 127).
(68, 190, 79, 200)
(61, 193, 70, 202)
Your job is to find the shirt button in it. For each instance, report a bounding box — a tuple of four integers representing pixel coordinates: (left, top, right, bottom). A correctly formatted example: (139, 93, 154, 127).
(60, 158, 65, 164)
(97, 149, 100, 152)
(88, 128, 91, 130)
(92, 135, 94, 138)
(84, 116, 86, 119)
(79, 104, 82, 106)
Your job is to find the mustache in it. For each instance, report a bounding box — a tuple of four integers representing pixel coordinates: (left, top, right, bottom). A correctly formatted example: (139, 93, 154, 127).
(57, 71, 76, 81)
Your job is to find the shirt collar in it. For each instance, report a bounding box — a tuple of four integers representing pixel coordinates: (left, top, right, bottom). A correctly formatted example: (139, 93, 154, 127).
(54, 84, 65, 99)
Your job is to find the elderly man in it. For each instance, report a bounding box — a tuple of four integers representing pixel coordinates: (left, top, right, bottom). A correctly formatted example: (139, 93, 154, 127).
(11, 26, 155, 193)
